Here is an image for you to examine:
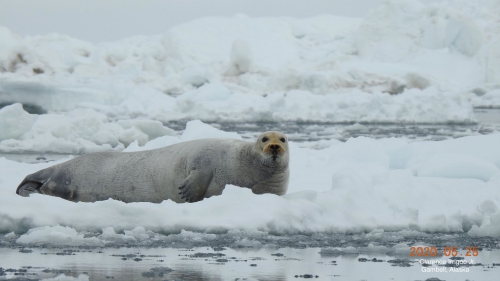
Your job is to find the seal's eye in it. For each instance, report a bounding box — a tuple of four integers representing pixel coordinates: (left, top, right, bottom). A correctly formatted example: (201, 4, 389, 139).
(280, 138, 286, 143)
(262, 137, 269, 142)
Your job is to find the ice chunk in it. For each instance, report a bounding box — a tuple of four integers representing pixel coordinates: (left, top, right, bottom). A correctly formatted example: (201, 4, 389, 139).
(0, 103, 37, 141)
(100, 227, 137, 243)
(16, 225, 102, 246)
(180, 120, 241, 141)
(117, 119, 176, 140)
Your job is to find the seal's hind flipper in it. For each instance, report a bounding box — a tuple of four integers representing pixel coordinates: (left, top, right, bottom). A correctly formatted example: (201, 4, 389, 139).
(178, 169, 212, 203)
(17, 181, 43, 197)
(16, 168, 54, 197)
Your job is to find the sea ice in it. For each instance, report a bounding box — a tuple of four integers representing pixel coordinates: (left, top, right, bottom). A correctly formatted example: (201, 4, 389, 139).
(1, 0, 500, 245)
(0, 121, 499, 245)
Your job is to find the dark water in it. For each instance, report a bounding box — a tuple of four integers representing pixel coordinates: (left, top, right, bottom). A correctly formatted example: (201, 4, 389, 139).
(166, 108, 500, 143)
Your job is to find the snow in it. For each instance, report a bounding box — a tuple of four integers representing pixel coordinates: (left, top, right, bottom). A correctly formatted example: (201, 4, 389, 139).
(0, 121, 499, 245)
(0, 86, 478, 154)
(0, 103, 177, 153)
(0, 1, 499, 136)
(1, 0, 500, 244)
(228, 39, 253, 75)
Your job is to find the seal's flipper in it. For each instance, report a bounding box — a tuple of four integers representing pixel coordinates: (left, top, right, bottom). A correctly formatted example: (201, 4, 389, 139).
(16, 168, 54, 197)
(17, 181, 43, 197)
(178, 169, 212, 203)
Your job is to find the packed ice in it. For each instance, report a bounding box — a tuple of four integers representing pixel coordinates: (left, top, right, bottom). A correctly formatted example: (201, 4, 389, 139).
(0, 120, 499, 245)
(1, 0, 500, 245)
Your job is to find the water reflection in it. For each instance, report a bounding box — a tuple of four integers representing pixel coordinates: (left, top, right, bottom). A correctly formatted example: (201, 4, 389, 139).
(1, 247, 499, 281)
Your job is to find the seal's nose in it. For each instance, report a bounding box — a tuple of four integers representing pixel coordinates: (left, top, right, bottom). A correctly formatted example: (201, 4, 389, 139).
(269, 144, 280, 151)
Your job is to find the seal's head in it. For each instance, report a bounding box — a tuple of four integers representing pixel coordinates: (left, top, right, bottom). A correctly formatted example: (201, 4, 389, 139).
(254, 131, 289, 168)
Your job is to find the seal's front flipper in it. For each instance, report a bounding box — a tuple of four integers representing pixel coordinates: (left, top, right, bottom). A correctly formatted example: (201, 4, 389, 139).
(178, 169, 212, 203)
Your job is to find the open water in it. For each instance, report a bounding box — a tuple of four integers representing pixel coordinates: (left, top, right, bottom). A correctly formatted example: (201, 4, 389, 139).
(1, 245, 500, 281)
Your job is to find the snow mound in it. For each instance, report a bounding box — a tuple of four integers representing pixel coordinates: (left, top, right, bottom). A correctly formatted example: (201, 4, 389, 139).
(414, 153, 499, 181)
(0, 103, 176, 153)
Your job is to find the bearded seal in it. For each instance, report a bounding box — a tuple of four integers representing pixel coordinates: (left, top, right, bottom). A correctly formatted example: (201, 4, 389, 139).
(16, 131, 289, 203)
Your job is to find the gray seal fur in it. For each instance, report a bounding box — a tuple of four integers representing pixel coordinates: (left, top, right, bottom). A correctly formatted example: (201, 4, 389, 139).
(16, 131, 290, 203)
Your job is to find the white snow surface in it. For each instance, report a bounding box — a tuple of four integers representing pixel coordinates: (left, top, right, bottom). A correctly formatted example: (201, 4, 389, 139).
(1, 121, 500, 244)
(1, 0, 500, 243)
(0, 103, 177, 153)
(1, 1, 500, 154)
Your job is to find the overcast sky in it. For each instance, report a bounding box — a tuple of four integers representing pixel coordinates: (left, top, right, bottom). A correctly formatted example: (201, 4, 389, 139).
(0, 0, 440, 43)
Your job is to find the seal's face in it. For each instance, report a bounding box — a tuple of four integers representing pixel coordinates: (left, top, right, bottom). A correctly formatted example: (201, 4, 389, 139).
(255, 131, 289, 166)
